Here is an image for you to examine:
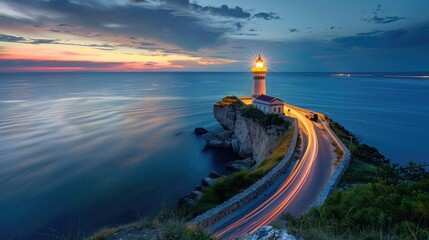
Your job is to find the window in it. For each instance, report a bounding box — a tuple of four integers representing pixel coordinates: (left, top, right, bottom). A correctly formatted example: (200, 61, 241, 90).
(274, 108, 276, 113)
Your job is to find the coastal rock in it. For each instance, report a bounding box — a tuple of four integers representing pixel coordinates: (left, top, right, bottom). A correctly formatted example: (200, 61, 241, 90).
(218, 130, 233, 139)
(214, 104, 237, 130)
(231, 138, 240, 153)
(207, 140, 230, 148)
(178, 197, 196, 207)
(194, 127, 208, 135)
(202, 177, 214, 187)
(202, 131, 231, 142)
(195, 185, 203, 191)
(202, 132, 219, 142)
(189, 190, 202, 199)
(245, 226, 297, 240)
(209, 171, 220, 178)
(226, 162, 250, 171)
(226, 157, 256, 171)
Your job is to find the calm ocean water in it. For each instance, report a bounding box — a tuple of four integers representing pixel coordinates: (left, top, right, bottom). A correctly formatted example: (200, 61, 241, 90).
(0, 72, 428, 239)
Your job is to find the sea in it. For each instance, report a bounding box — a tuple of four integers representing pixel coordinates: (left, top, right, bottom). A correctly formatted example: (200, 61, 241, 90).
(0, 72, 428, 239)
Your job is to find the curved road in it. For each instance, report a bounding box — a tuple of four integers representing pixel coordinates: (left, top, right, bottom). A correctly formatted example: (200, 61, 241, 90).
(212, 109, 333, 239)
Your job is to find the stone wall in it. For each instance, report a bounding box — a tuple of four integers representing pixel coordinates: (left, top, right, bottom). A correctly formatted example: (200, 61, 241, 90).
(187, 119, 298, 227)
(310, 122, 351, 208)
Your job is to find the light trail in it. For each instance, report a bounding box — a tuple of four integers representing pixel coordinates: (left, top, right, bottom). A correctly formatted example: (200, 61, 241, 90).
(214, 109, 320, 239)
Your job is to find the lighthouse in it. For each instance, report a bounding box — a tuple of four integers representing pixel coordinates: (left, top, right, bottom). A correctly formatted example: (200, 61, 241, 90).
(251, 55, 267, 99)
(251, 55, 285, 115)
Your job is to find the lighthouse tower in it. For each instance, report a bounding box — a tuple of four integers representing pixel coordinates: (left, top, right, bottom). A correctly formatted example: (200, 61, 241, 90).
(251, 55, 267, 99)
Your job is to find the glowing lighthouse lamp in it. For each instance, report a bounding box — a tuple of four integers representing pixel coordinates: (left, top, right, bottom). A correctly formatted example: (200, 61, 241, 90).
(251, 55, 267, 99)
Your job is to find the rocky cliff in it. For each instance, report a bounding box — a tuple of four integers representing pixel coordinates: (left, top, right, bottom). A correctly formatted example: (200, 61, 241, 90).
(213, 103, 286, 165)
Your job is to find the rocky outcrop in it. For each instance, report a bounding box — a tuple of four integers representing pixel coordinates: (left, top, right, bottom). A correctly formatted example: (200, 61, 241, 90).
(226, 157, 256, 171)
(213, 104, 285, 164)
(179, 172, 220, 207)
(244, 226, 298, 240)
(202, 131, 232, 148)
(194, 127, 209, 135)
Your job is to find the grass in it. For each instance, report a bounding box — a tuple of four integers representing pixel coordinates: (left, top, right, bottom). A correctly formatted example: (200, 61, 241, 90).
(340, 159, 379, 185)
(90, 208, 213, 240)
(191, 126, 295, 216)
(214, 96, 242, 108)
(333, 144, 344, 166)
(282, 180, 429, 240)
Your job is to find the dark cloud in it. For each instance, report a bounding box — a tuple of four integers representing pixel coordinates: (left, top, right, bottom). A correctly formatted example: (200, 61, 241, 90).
(253, 12, 280, 20)
(1, 0, 225, 50)
(144, 61, 157, 66)
(190, 4, 251, 19)
(232, 33, 258, 36)
(235, 23, 243, 30)
(289, 28, 299, 33)
(356, 30, 384, 36)
(362, 15, 405, 24)
(31, 39, 56, 44)
(362, 4, 404, 24)
(333, 24, 429, 48)
(140, 42, 157, 46)
(0, 59, 122, 68)
(0, 34, 25, 42)
(0, 33, 116, 50)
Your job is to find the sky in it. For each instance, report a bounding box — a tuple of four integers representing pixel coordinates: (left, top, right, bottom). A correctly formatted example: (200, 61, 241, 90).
(0, 0, 428, 72)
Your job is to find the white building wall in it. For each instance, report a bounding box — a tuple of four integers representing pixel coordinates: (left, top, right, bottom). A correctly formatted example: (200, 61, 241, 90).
(254, 102, 284, 115)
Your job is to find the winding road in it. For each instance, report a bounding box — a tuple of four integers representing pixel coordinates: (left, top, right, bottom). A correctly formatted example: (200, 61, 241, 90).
(211, 108, 334, 239)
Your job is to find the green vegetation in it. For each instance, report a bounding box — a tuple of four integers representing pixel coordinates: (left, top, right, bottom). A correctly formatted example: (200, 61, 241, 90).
(333, 144, 343, 166)
(239, 104, 290, 130)
(280, 118, 429, 240)
(215, 95, 242, 108)
(90, 208, 213, 240)
(191, 126, 295, 216)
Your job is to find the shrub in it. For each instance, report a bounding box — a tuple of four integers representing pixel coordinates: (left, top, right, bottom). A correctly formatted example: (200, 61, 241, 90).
(215, 96, 242, 108)
(239, 105, 265, 120)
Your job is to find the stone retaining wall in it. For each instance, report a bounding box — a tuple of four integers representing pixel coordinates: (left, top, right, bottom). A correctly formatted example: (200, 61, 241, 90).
(311, 122, 351, 208)
(187, 119, 299, 227)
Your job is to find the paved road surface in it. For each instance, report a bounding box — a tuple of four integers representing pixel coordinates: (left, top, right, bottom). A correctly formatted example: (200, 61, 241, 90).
(212, 109, 333, 239)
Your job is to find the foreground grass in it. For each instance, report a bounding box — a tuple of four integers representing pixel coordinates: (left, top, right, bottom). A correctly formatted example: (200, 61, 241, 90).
(280, 119, 429, 240)
(283, 180, 429, 240)
(191, 126, 295, 216)
(90, 208, 213, 240)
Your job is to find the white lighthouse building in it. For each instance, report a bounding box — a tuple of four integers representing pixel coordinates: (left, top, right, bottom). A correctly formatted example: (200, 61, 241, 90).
(251, 55, 285, 115)
(251, 55, 267, 99)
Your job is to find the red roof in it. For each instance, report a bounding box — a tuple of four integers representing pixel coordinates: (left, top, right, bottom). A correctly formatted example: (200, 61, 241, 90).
(255, 94, 283, 103)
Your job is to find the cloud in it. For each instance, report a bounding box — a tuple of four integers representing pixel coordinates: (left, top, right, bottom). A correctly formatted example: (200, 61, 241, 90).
(190, 4, 251, 19)
(362, 4, 404, 24)
(235, 23, 243, 30)
(289, 28, 299, 33)
(333, 24, 429, 48)
(0, 33, 116, 50)
(253, 12, 280, 20)
(362, 15, 405, 24)
(0, 34, 25, 42)
(0, 0, 226, 50)
(144, 61, 157, 66)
